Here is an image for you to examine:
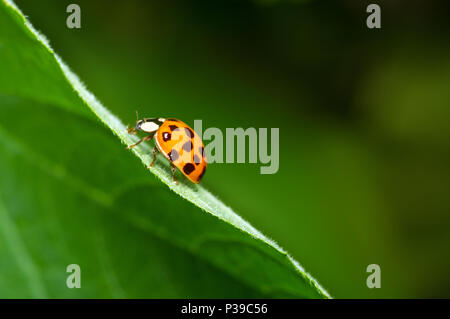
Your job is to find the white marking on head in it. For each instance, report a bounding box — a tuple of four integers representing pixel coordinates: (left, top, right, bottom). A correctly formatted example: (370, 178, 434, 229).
(158, 118, 166, 123)
(140, 121, 160, 133)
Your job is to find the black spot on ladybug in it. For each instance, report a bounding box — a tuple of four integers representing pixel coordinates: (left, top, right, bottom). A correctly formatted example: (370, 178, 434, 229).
(168, 149, 179, 162)
(183, 163, 195, 175)
(183, 141, 193, 152)
(184, 127, 194, 138)
(162, 132, 171, 141)
(193, 154, 201, 165)
(197, 166, 206, 181)
(169, 125, 178, 131)
(199, 146, 205, 156)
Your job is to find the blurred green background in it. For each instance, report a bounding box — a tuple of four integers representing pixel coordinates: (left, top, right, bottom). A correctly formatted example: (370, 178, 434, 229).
(11, 0, 450, 298)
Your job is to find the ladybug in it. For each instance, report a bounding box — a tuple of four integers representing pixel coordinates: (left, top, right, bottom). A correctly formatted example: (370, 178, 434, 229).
(127, 116, 207, 184)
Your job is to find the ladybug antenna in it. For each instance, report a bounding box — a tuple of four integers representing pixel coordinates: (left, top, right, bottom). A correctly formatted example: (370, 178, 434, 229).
(126, 110, 140, 134)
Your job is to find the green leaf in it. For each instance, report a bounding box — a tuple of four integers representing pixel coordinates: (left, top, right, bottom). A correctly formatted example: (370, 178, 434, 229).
(0, 0, 329, 298)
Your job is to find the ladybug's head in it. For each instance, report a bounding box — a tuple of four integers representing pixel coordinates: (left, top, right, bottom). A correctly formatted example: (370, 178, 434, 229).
(127, 113, 166, 135)
(135, 119, 160, 133)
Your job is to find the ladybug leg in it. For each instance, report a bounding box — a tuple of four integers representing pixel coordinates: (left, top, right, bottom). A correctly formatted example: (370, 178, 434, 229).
(148, 146, 158, 168)
(171, 163, 178, 185)
(126, 133, 153, 149)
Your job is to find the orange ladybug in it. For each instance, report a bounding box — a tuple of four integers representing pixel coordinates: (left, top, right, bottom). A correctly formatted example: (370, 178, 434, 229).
(127, 116, 206, 184)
